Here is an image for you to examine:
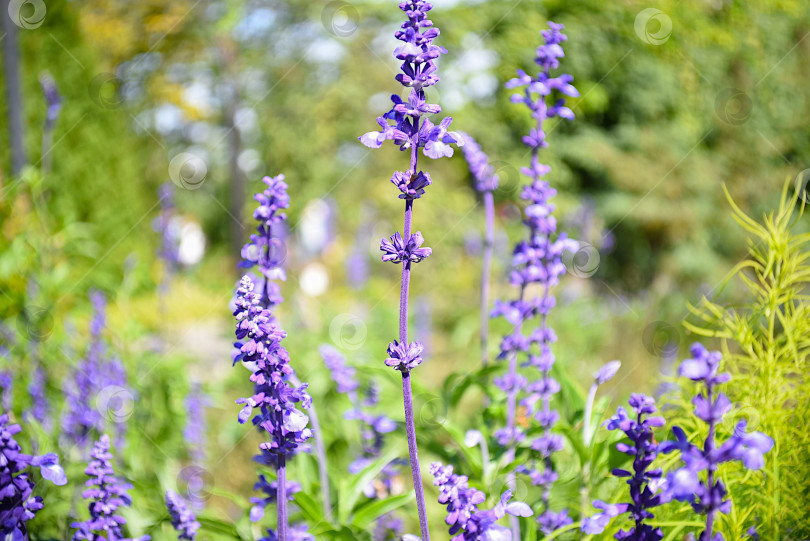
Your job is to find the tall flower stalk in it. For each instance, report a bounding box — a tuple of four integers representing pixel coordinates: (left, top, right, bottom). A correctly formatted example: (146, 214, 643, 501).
(232, 276, 312, 541)
(458, 132, 499, 365)
(237, 174, 331, 524)
(661, 344, 774, 541)
(72, 434, 146, 541)
(359, 2, 463, 537)
(582, 394, 666, 540)
(493, 22, 579, 536)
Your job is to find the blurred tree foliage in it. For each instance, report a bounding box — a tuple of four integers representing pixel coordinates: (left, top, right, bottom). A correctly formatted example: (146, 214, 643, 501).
(3, 0, 809, 305)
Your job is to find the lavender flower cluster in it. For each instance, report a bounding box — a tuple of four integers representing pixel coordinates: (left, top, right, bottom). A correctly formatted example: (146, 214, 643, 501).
(165, 490, 200, 541)
(232, 174, 320, 541)
(233, 276, 311, 456)
(0, 414, 66, 538)
(359, 2, 466, 537)
(583, 394, 666, 540)
(458, 133, 499, 194)
(490, 21, 579, 534)
(62, 291, 130, 450)
(72, 434, 147, 541)
(431, 462, 532, 540)
(321, 346, 403, 539)
(661, 344, 773, 541)
(239, 174, 289, 307)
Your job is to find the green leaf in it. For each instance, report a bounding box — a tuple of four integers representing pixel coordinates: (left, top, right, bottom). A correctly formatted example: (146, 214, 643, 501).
(198, 516, 242, 537)
(337, 446, 401, 524)
(294, 491, 325, 524)
(351, 493, 415, 529)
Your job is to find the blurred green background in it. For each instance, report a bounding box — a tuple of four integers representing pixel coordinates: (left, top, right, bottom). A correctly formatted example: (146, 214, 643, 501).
(2, 0, 810, 538)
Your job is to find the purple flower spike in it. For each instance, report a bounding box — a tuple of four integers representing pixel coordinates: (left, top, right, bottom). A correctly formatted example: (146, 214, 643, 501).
(458, 132, 499, 366)
(358, 2, 463, 536)
(492, 22, 578, 536)
(166, 490, 200, 540)
(431, 462, 534, 541)
(72, 435, 148, 541)
(661, 344, 773, 541)
(239, 174, 290, 297)
(320, 345, 360, 395)
(359, 1, 460, 162)
(0, 414, 66, 537)
(595, 360, 621, 385)
(233, 276, 312, 456)
(233, 274, 312, 540)
(458, 133, 499, 193)
(582, 394, 665, 540)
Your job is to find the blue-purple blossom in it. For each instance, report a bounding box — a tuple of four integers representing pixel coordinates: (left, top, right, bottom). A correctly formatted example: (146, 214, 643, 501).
(260, 523, 313, 541)
(391, 170, 433, 200)
(493, 22, 579, 534)
(380, 231, 432, 264)
(595, 360, 622, 385)
(374, 512, 404, 541)
(320, 347, 402, 500)
(233, 276, 312, 457)
(39, 72, 63, 128)
(582, 394, 666, 540)
(0, 414, 67, 539)
(0, 370, 12, 412)
(385, 340, 425, 372)
(660, 344, 774, 541)
(62, 291, 110, 448)
(24, 363, 49, 428)
(239, 175, 290, 303)
(320, 345, 360, 396)
(183, 383, 209, 465)
(72, 434, 147, 541)
(249, 475, 301, 522)
(359, 0, 462, 161)
(165, 490, 200, 541)
(431, 462, 485, 536)
(458, 132, 499, 193)
(431, 462, 532, 540)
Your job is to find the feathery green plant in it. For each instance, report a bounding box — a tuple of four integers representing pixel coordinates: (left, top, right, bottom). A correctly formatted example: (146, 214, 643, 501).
(685, 180, 810, 539)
